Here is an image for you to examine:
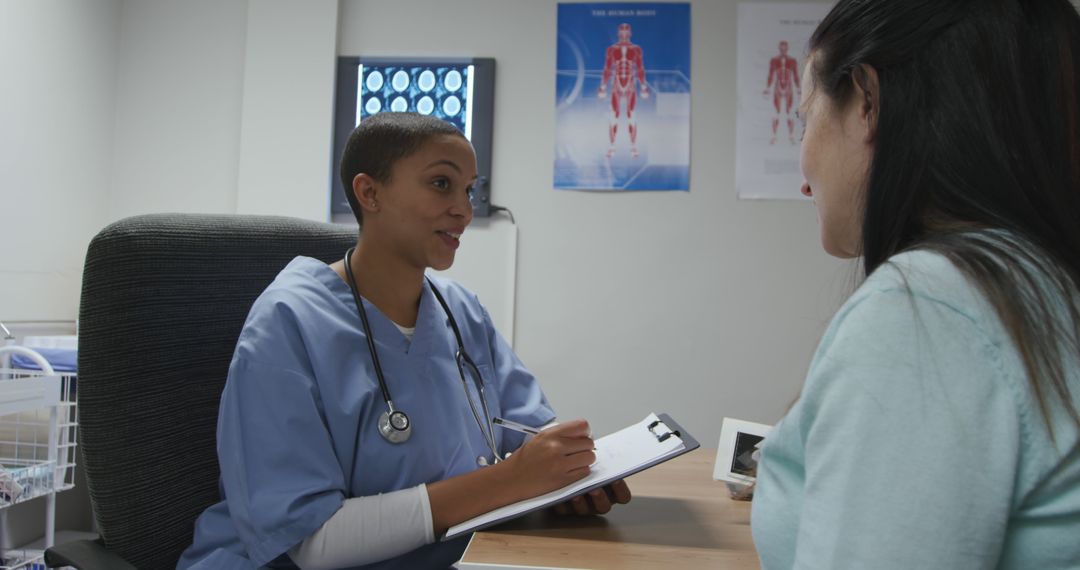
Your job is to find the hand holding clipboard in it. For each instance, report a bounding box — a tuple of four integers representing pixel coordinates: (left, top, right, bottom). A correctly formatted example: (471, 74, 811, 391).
(444, 413, 699, 540)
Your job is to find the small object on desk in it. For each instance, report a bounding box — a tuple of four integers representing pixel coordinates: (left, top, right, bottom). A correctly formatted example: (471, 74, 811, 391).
(713, 417, 773, 500)
(726, 480, 756, 502)
(492, 416, 540, 436)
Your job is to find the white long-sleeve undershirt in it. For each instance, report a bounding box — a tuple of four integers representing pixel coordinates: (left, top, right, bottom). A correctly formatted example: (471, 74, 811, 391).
(288, 422, 555, 569)
(288, 484, 434, 570)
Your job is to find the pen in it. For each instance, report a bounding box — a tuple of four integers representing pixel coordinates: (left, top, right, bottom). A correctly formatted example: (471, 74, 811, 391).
(492, 417, 540, 436)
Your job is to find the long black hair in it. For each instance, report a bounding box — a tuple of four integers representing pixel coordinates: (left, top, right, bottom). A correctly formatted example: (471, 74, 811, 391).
(809, 0, 1080, 430)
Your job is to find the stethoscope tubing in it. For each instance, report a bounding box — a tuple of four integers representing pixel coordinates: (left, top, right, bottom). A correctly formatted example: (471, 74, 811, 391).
(454, 351, 500, 462)
(343, 248, 501, 461)
(343, 249, 396, 409)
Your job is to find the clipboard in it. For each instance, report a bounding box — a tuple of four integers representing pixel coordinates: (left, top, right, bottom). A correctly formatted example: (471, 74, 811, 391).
(444, 412, 699, 540)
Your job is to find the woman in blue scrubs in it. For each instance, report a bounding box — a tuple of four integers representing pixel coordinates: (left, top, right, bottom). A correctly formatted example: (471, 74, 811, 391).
(751, 1, 1080, 568)
(179, 112, 630, 569)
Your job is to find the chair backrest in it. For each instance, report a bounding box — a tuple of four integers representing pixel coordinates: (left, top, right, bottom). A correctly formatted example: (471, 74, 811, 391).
(78, 213, 354, 569)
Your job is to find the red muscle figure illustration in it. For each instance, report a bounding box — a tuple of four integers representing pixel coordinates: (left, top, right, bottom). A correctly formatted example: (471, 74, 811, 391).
(599, 23, 649, 158)
(763, 40, 801, 145)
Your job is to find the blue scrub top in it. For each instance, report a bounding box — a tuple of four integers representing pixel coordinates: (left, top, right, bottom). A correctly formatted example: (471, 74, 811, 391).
(178, 257, 555, 569)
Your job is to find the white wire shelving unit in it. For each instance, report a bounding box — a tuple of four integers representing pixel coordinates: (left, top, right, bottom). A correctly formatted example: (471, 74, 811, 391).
(0, 342, 78, 570)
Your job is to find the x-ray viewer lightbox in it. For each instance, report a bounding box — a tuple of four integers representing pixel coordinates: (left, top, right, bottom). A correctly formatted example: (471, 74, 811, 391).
(330, 57, 496, 218)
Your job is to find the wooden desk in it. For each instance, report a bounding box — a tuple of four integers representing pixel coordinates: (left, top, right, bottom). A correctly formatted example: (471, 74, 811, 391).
(459, 450, 760, 569)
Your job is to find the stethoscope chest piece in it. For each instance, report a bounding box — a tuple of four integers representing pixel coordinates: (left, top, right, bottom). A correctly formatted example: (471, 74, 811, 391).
(378, 409, 412, 443)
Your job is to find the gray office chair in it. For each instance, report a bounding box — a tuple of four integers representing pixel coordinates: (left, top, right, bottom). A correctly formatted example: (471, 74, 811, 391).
(44, 213, 355, 569)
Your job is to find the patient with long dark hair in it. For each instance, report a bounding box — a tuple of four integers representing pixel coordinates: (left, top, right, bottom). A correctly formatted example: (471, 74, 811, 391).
(752, 1, 1080, 567)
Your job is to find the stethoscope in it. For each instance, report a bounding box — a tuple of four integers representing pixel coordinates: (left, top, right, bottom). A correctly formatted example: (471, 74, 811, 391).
(343, 248, 503, 463)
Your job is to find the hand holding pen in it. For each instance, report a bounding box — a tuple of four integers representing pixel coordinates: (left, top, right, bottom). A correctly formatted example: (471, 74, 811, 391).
(494, 417, 632, 515)
(494, 417, 596, 449)
(492, 416, 541, 436)
(496, 419, 595, 501)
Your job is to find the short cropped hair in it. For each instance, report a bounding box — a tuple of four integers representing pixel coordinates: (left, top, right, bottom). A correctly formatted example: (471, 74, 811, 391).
(339, 112, 466, 226)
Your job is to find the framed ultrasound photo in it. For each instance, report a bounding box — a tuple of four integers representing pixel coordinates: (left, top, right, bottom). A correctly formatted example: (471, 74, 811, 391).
(713, 417, 773, 485)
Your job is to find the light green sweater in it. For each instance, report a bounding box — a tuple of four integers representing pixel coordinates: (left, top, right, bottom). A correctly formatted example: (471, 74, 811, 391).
(753, 248, 1080, 569)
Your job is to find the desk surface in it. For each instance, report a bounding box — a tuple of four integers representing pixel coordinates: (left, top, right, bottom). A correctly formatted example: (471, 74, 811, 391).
(459, 450, 760, 569)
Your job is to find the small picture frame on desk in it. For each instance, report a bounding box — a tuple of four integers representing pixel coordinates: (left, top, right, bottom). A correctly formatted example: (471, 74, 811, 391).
(713, 417, 773, 501)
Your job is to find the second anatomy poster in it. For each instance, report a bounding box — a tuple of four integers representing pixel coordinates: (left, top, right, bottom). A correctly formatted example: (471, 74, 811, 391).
(735, 3, 831, 200)
(555, 3, 691, 191)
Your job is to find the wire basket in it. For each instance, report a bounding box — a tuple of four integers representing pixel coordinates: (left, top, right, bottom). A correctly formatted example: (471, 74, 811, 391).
(0, 354, 79, 562)
(0, 549, 46, 570)
(0, 369, 78, 499)
(0, 460, 55, 508)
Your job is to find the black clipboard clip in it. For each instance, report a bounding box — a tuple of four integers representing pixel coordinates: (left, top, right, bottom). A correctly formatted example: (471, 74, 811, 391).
(647, 419, 681, 443)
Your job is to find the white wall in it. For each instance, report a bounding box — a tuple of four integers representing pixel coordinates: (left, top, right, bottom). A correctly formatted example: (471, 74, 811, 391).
(0, 0, 120, 321)
(235, 0, 338, 220)
(5, 0, 853, 444)
(109, 0, 248, 219)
